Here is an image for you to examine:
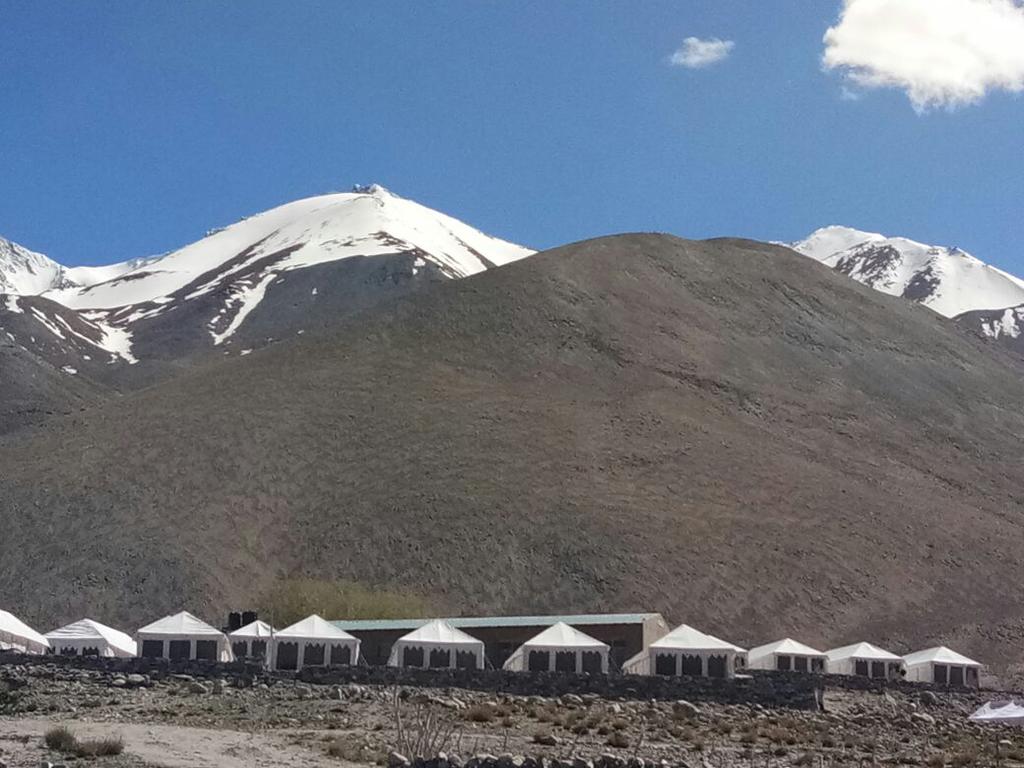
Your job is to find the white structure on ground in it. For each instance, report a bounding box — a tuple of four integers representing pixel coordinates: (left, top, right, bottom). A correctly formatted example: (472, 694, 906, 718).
(387, 619, 485, 670)
(502, 621, 610, 674)
(46, 618, 136, 658)
(622, 624, 746, 679)
(135, 611, 234, 662)
(747, 638, 826, 672)
(970, 701, 1024, 724)
(825, 642, 903, 679)
(0, 609, 49, 654)
(903, 646, 981, 687)
(229, 620, 275, 661)
(269, 615, 360, 672)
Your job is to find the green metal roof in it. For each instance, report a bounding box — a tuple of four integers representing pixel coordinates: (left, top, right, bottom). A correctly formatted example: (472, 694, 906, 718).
(331, 613, 663, 632)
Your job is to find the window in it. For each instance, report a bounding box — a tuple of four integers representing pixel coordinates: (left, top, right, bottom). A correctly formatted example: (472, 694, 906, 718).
(707, 655, 727, 679)
(528, 650, 550, 672)
(949, 666, 964, 687)
(455, 650, 477, 669)
(655, 653, 677, 676)
(195, 640, 217, 661)
(933, 664, 948, 685)
(776, 655, 792, 671)
(329, 644, 351, 666)
(141, 640, 163, 658)
(429, 648, 451, 668)
(854, 660, 869, 677)
(252, 640, 267, 659)
(555, 651, 576, 673)
(581, 650, 603, 675)
(304, 643, 326, 667)
(168, 640, 191, 660)
(794, 656, 808, 672)
(276, 642, 300, 671)
(870, 661, 886, 678)
(681, 654, 702, 676)
(403, 646, 425, 668)
(232, 641, 248, 659)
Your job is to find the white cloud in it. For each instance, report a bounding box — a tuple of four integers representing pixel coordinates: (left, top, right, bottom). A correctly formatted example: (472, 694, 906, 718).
(669, 37, 735, 69)
(823, 0, 1024, 111)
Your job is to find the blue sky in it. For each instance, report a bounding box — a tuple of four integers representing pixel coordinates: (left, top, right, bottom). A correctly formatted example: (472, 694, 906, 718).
(2, 1, 1023, 275)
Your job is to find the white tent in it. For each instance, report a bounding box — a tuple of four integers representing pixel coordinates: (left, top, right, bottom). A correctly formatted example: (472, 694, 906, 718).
(904, 646, 981, 687)
(747, 638, 826, 673)
(0, 609, 49, 655)
(825, 641, 903, 679)
(269, 615, 359, 671)
(229, 620, 275, 661)
(622, 623, 746, 679)
(387, 619, 485, 670)
(46, 618, 136, 658)
(502, 622, 610, 674)
(135, 611, 234, 662)
(970, 701, 1024, 724)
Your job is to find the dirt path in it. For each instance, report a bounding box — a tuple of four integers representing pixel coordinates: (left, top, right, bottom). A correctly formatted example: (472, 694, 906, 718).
(0, 717, 353, 768)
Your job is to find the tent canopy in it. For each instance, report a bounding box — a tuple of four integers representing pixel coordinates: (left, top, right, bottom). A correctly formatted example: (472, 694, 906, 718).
(397, 619, 482, 647)
(970, 701, 1024, 724)
(46, 618, 136, 656)
(230, 620, 275, 639)
(904, 646, 981, 668)
(0, 609, 49, 654)
(650, 624, 745, 653)
(826, 642, 901, 662)
(519, 622, 609, 650)
(137, 611, 224, 637)
(275, 614, 357, 642)
(749, 638, 825, 659)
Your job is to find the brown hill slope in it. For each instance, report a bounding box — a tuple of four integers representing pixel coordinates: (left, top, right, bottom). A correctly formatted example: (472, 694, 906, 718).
(2, 234, 1023, 672)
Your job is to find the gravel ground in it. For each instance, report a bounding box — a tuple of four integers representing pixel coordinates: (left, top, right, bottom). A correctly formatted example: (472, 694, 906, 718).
(3, 663, 1024, 768)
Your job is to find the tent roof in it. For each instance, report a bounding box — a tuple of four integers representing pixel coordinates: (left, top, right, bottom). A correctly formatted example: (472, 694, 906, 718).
(749, 638, 826, 659)
(903, 646, 981, 668)
(276, 614, 357, 641)
(397, 619, 483, 646)
(0, 609, 50, 650)
(229, 620, 276, 639)
(46, 619, 135, 655)
(521, 622, 609, 650)
(826, 641, 902, 662)
(651, 624, 745, 653)
(970, 701, 1024, 723)
(137, 611, 224, 637)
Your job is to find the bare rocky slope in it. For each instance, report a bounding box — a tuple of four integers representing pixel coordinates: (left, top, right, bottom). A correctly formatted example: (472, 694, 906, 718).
(2, 234, 1024, 675)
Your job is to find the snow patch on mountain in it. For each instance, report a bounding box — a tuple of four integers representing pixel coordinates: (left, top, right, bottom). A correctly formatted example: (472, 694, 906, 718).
(792, 226, 1024, 318)
(0, 237, 67, 295)
(980, 306, 1024, 341)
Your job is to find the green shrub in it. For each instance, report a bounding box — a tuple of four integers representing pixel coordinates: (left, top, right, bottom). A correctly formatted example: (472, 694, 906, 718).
(259, 578, 434, 626)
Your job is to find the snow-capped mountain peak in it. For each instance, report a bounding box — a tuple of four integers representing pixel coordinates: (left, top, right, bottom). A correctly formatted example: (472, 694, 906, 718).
(791, 226, 1024, 318)
(0, 235, 69, 295)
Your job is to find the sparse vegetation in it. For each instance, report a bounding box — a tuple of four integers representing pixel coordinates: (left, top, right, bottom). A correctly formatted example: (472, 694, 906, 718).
(44, 725, 123, 758)
(259, 578, 434, 627)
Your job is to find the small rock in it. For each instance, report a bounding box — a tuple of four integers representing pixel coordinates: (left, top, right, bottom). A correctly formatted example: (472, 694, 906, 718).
(534, 733, 560, 747)
(561, 694, 585, 707)
(110, 677, 126, 687)
(911, 712, 936, 726)
(572, 758, 594, 768)
(188, 681, 211, 694)
(673, 700, 701, 720)
(212, 679, 226, 694)
(389, 752, 411, 768)
(919, 691, 939, 707)
(126, 673, 147, 687)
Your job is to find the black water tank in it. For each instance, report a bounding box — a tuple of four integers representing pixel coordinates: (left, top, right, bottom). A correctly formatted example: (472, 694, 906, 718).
(227, 611, 242, 631)
(241, 610, 258, 626)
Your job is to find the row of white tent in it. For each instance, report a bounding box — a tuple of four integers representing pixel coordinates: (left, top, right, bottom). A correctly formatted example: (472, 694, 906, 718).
(1, 609, 980, 685)
(624, 625, 982, 686)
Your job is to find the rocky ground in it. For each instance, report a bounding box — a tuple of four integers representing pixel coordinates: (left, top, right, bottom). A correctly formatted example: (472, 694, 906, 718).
(1, 664, 1020, 768)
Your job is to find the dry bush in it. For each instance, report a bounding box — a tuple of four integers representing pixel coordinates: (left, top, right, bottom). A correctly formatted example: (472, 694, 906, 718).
(392, 689, 460, 759)
(260, 578, 433, 626)
(925, 755, 945, 768)
(75, 737, 125, 757)
(606, 731, 631, 749)
(463, 703, 496, 723)
(793, 753, 815, 767)
(44, 725, 77, 753)
(327, 734, 385, 764)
